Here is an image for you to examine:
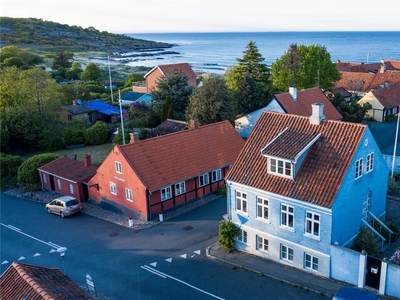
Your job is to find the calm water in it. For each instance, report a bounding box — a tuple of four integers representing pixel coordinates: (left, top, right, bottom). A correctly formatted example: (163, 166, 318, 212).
(124, 32, 400, 74)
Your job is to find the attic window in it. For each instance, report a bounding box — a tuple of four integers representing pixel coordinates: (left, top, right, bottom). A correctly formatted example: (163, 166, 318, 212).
(348, 80, 352, 84)
(361, 81, 365, 85)
(268, 157, 292, 178)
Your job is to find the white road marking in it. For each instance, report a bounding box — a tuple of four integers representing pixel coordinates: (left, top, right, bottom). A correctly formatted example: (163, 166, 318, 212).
(191, 255, 195, 258)
(150, 262, 157, 267)
(18, 256, 25, 261)
(1, 260, 9, 265)
(165, 258, 172, 262)
(34, 253, 41, 257)
(194, 250, 201, 255)
(141, 265, 225, 300)
(180, 254, 187, 259)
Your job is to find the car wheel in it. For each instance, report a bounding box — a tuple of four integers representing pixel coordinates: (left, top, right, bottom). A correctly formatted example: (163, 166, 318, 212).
(60, 212, 65, 218)
(47, 208, 51, 214)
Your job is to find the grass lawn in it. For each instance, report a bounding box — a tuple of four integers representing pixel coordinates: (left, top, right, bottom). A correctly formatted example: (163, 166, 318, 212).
(21, 143, 114, 166)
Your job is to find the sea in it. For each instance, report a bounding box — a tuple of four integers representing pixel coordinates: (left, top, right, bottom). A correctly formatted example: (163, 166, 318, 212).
(121, 31, 400, 74)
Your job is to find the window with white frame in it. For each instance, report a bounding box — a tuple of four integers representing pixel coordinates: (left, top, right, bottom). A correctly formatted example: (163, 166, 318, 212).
(161, 186, 172, 201)
(238, 229, 247, 244)
(257, 197, 269, 221)
(57, 179, 62, 189)
(257, 235, 268, 252)
(305, 253, 319, 271)
(269, 158, 292, 177)
(366, 153, 374, 173)
(212, 169, 222, 182)
(69, 184, 74, 194)
(43, 174, 47, 183)
(281, 204, 294, 228)
(281, 244, 294, 262)
(305, 211, 320, 237)
(355, 158, 363, 179)
(199, 173, 209, 187)
(110, 182, 117, 195)
(236, 191, 247, 213)
(175, 181, 185, 195)
(115, 161, 122, 173)
(125, 188, 133, 201)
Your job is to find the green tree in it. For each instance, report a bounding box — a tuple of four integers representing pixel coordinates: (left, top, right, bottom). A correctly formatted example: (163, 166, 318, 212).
(80, 62, 104, 82)
(62, 118, 89, 145)
(186, 77, 236, 125)
(124, 73, 145, 88)
(113, 127, 132, 146)
(225, 41, 272, 106)
(151, 70, 194, 120)
(0, 45, 42, 67)
(327, 92, 372, 123)
(52, 49, 73, 70)
(0, 153, 22, 188)
(282, 43, 302, 86)
(17, 153, 58, 190)
(84, 121, 109, 145)
(271, 44, 341, 92)
(218, 220, 241, 253)
(65, 61, 82, 80)
(161, 95, 173, 122)
(237, 74, 263, 114)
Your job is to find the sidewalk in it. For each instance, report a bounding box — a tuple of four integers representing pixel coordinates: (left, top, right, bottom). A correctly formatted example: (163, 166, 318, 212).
(207, 242, 398, 300)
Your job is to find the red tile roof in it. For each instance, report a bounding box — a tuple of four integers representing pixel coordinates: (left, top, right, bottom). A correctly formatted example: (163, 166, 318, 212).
(144, 63, 197, 79)
(0, 262, 93, 299)
(226, 112, 366, 208)
(370, 85, 400, 109)
(152, 119, 187, 136)
(370, 70, 400, 89)
(336, 60, 400, 72)
(119, 120, 245, 192)
(335, 72, 376, 93)
(38, 156, 97, 182)
(274, 87, 342, 120)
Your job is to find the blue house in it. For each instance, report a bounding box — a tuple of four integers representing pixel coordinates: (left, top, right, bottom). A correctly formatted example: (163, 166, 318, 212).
(226, 104, 389, 277)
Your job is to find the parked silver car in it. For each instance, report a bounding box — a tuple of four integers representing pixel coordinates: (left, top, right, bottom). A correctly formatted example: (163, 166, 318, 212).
(46, 196, 82, 218)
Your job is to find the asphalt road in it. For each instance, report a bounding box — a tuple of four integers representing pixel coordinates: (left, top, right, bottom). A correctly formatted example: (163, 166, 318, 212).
(1, 192, 328, 300)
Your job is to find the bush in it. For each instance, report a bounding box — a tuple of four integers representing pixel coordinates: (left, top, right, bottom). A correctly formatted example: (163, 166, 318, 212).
(0, 153, 22, 187)
(17, 153, 58, 189)
(385, 114, 397, 122)
(352, 227, 379, 256)
(85, 121, 109, 145)
(218, 220, 241, 253)
(389, 247, 400, 265)
(216, 185, 226, 195)
(62, 118, 88, 146)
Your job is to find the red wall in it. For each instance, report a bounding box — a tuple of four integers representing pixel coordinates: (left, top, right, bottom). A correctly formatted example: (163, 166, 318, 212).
(39, 171, 85, 201)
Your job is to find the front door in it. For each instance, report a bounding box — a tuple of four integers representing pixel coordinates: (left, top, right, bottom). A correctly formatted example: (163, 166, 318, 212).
(365, 255, 381, 290)
(50, 175, 55, 191)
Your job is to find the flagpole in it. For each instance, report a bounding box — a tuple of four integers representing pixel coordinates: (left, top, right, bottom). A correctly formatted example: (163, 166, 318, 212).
(119, 89, 125, 145)
(391, 106, 400, 178)
(108, 56, 114, 103)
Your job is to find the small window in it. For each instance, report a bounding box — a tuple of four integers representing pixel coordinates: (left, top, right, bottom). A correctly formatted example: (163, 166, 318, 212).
(69, 184, 74, 194)
(257, 236, 268, 252)
(57, 179, 62, 189)
(269, 158, 292, 177)
(212, 169, 222, 182)
(161, 186, 172, 201)
(236, 191, 247, 213)
(281, 245, 293, 262)
(281, 204, 294, 228)
(238, 229, 247, 244)
(366, 153, 374, 173)
(257, 197, 269, 221)
(175, 181, 185, 196)
(305, 253, 319, 271)
(305, 211, 320, 237)
(355, 158, 363, 179)
(115, 161, 122, 173)
(199, 173, 209, 187)
(110, 182, 117, 195)
(125, 188, 133, 202)
(43, 174, 47, 184)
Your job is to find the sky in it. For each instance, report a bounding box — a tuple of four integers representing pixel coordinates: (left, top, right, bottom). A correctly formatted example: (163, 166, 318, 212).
(1, 0, 399, 33)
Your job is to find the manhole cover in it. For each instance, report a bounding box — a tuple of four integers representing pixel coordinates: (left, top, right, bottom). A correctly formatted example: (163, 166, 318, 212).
(108, 232, 119, 237)
(183, 226, 194, 231)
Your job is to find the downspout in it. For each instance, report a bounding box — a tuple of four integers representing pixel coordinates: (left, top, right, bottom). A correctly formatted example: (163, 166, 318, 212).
(147, 189, 151, 221)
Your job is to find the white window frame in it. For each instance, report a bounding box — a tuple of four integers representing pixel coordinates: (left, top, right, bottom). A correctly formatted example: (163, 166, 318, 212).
(212, 169, 222, 182)
(235, 191, 248, 213)
(305, 253, 319, 271)
(355, 158, 363, 179)
(305, 211, 320, 239)
(257, 235, 268, 252)
(125, 188, 133, 202)
(161, 186, 172, 201)
(268, 157, 292, 178)
(281, 204, 294, 229)
(199, 173, 209, 187)
(366, 152, 374, 173)
(57, 179, 62, 189)
(110, 182, 117, 195)
(175, 181, 185, 196)
(43, 173, 47, 183)
(257, 197, 269, 222)
(69, 183, 74, 194)
(115, 161, 122, 174)
(281, 244, 294, 262)
(238, 229, 247, 244)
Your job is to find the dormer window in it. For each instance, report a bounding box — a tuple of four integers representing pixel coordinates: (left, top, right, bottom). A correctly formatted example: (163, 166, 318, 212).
(269, 158, 292, 177)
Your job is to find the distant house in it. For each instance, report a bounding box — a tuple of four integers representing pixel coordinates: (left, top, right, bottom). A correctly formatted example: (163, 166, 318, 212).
(358, 85, 400, 122)
(120, 91, 152, 106)
(60, 99, 94, 123)
(38, 154, 97, 201)
(84, 100, 128, 123)
(236, 87, 342, 138)
(88, 120, 245, 220)
(152, 119, 187, 136)
(133, 63, 197, 93)
(227, 107, 388, 277)
(325, 87, 352, 102)
(0, 262, 93, 299)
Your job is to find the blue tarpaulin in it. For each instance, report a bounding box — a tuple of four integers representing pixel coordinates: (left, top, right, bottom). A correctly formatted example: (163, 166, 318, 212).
(84, 100, 120, 116)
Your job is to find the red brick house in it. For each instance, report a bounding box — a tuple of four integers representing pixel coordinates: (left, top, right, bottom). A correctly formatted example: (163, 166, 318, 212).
(0, 262, 93, 299)
(38, 155, 97, 201)
(133, 63, 197, 93)
(88, 120, 245, 220)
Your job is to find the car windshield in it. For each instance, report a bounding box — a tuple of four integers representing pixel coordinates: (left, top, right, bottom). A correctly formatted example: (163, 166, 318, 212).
(66, 199, 79, 207)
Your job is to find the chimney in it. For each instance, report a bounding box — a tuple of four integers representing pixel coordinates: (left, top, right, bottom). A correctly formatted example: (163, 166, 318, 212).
(380, 59, 386, 73)
(129, 132, 139, 144)
(289, 86, 297, 101)
(190, 119, 199, 130)
(83, 154, 92, 167)
(310, 103, 325, 125)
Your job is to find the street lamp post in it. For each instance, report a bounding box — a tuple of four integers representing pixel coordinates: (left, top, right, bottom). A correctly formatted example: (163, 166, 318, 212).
(57, 247, 67, 275)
